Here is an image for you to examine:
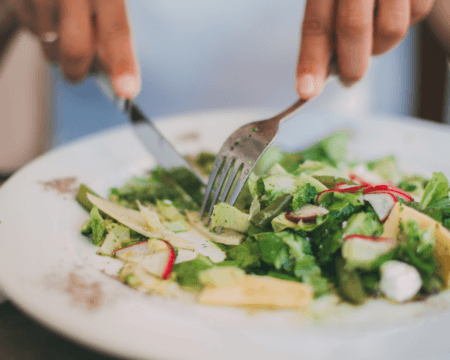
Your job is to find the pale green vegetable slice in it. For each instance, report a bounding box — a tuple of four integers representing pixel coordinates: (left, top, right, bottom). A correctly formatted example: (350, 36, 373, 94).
(87, 194, 197, 250)
(137, 201, 162, 232)
(156, 199, 185, 222)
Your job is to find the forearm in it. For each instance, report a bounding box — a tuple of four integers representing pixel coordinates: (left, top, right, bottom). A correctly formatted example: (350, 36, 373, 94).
(0, 2, 19, 65)
(426, 0, 450, 58)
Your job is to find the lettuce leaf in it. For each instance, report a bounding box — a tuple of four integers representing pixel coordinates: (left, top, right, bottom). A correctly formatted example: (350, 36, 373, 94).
(301, 131, 350, 167)
(420, 172, 450, 210)
(226, 237, 261, 269)
(173, 254, 214, 292)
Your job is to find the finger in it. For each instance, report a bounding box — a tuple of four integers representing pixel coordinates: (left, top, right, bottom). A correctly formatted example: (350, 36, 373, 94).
(296, 0, 335, 99)
(336, 0, 375, 83)
(59, 0, 94, 82)
(34, 0, 59, 62)
(94, 0, 140, 99)
(372, 0, 410, 55)
(410, 0, 435, 24)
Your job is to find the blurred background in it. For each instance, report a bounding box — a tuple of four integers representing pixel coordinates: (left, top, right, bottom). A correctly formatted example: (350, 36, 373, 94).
(0, 0, 449, 173)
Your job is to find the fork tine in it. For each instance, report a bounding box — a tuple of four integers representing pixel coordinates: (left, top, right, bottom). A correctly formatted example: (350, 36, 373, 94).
(215, 166, 247, 235)
(205, 158, 234, 224)
(200, 156, 225, 217)
(227, 169, 248, 206)
(217, 162, 243, 204)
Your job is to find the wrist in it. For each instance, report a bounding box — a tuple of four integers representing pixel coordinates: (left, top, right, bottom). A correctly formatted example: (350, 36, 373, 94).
(0, 2, 19, 62)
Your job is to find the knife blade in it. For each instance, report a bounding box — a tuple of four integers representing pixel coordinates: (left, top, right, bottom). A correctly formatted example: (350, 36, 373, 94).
(94, 72, 207, 204)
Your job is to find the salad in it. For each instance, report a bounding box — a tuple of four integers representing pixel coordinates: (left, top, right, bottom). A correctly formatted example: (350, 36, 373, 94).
(76, 132, 450, 308)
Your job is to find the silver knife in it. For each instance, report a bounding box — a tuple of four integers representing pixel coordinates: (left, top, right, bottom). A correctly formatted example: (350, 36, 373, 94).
(94, 72, 207, 201)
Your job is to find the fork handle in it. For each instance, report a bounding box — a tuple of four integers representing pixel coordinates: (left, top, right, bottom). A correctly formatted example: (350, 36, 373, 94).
(269, 98, 308, 124)
(265, 53, 339, 128)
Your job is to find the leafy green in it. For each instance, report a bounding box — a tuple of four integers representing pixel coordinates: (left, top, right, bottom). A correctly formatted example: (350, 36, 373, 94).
(226, 237, 261, 269)
(173, 254, 214, 292)
(420, 172, 449, 210)
(90, 206, 106, 246)
(109, 167, 199, 211)
(335, 257, 366, 304)
(301, 131, 350, 167)
(266, 163, 288, 176)
(407, 198, 450, 231)
(310, 202, 361, 264)
(366, 155, 400, 183)
(211, 202, 250, 233)
(256, 232, 292, 271)
(254, 231, 329, 295)
(277, 153, 305, 173)
(187, 151, 215, 175)
(296, 173, 328, 193)
(261, 175, 297, 202)
(293, 160, 326, 175)
(394, 218, 436, 279)
(312, 175, 356, 189)
(397, 175, 428, 202)
(317, 190, 363, 211)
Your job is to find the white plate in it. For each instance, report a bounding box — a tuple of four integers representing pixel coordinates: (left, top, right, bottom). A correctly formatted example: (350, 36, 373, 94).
(1, 109, 450, 360)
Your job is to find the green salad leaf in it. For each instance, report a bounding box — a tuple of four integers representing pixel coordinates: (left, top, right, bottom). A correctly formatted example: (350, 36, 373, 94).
(90, 206, 106, 246)
(420, 172, 449, 210)
(172, 254, 214, 292)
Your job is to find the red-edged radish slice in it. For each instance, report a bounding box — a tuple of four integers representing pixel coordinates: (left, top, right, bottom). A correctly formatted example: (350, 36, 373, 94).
(317, 185, 367, 203)
(334, 184, 368, 191)
(285, 205, 329, 223)
(363, 192, 397, 222)
(148, 238, 170, 253)
(114, 241, 150, 262)
(335, 182, 349, 189)
(349, 174, 372, 187)
(363, 184, 414, 202)
(342, 235, 397, 270)
(343, 234, 395, 242)
(140, 240, 176, 279)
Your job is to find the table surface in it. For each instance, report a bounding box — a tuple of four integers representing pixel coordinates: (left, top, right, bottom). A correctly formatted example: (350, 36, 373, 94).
(0, 176, 121, 360)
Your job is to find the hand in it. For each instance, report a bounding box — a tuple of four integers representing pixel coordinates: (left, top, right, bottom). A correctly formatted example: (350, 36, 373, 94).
(9, 0, 140, 99)
(296, 0, 436, 100)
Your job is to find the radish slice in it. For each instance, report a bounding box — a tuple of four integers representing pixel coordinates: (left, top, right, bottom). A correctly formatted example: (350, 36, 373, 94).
(285, 205, 329, 223)
(349, 174, 372, 187)
(114, 241, 150, 262)
(363, 193, 397, 222)
(317, 185, 367, 203)
(363, 184, 414, 202)
(148, 238, 171, 253)
(335, 182, 349, 189)
(140, 240, 176, 279)
(343, 234, 395, 242)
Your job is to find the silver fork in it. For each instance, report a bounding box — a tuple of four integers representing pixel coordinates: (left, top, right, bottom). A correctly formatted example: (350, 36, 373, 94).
(200, 57, 339, 223)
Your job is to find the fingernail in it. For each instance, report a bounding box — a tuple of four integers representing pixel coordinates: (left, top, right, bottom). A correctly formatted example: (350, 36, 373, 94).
(113, 74, 140, 99)
(339, 76, 356, 88)
(296, 74, 315, 98)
